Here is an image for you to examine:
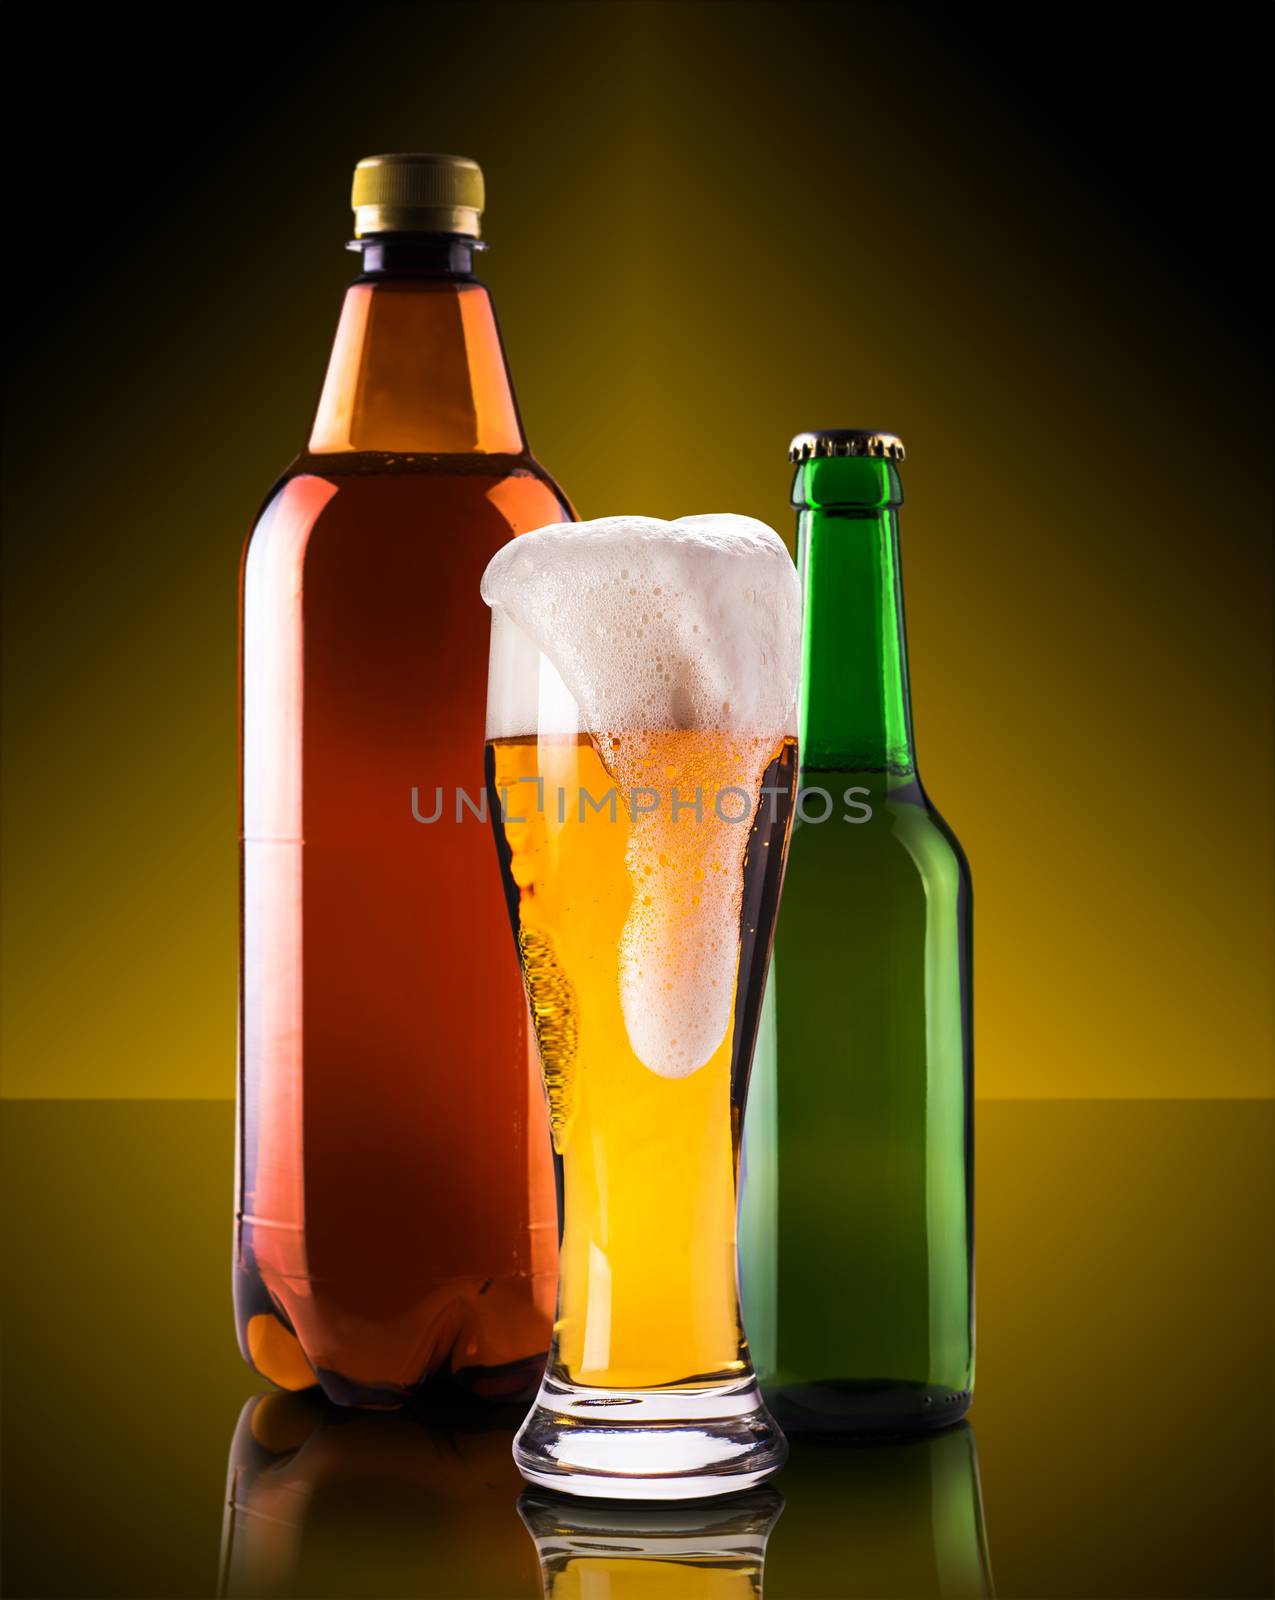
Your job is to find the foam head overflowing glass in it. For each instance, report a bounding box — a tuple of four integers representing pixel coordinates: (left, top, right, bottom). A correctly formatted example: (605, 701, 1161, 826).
(482, 514, 801, 1499)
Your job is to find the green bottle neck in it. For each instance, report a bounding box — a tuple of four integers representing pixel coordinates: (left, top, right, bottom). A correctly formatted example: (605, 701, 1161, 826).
(794, 455, 916, 775)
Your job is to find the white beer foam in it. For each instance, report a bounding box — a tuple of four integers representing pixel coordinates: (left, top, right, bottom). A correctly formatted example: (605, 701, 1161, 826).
(481, 514, 800, 744)
(482, 514, 800, 1079)
(607, 725, 785, 1078)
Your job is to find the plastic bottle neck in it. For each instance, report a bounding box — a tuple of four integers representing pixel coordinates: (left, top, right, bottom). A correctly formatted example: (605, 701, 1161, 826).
(307, 234, 524, 456)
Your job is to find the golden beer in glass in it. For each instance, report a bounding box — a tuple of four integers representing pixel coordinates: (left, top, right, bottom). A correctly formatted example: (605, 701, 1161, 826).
(482, 514, 799, 1498)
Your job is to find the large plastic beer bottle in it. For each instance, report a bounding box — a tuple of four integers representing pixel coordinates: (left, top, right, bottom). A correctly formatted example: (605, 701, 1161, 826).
(740, 430, 974, 1434)
(236, 155, 569, 1406)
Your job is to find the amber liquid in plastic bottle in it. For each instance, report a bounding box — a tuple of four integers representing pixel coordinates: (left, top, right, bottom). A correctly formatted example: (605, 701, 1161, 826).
(236, 230, 571, 1407)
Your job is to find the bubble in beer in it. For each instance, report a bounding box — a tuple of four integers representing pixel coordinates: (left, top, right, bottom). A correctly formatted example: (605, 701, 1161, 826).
(517, 925, 577, 1148)
(483, 515, 801, 1079)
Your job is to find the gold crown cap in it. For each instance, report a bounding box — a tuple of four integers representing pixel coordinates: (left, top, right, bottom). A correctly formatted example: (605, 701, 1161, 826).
(351, 153, 485, 238)
(789, 429, 906, 463)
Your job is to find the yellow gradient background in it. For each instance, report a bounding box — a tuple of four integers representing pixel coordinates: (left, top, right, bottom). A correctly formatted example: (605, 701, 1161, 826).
(1, 2, 1270, 1099)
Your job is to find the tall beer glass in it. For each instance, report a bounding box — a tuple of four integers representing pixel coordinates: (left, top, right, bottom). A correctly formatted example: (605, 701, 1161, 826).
(482, 514, 800, 1499)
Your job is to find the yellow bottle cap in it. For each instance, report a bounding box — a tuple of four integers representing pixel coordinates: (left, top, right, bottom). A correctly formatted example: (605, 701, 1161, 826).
(351, 153, 485, 239)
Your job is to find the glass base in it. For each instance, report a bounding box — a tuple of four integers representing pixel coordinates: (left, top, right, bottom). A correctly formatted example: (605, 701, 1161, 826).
(513, 1374, 788, 1501)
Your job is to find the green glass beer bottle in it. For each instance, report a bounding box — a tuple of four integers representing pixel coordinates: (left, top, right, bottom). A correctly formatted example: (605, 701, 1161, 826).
(739, 429, 973, 1435)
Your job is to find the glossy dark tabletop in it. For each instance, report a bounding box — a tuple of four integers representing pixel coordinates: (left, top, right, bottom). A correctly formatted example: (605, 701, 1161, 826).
(1, 1100, 1270, 1599)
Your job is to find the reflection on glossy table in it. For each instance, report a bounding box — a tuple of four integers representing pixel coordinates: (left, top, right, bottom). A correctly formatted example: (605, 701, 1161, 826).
(1, 1101, 1271, 1599)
